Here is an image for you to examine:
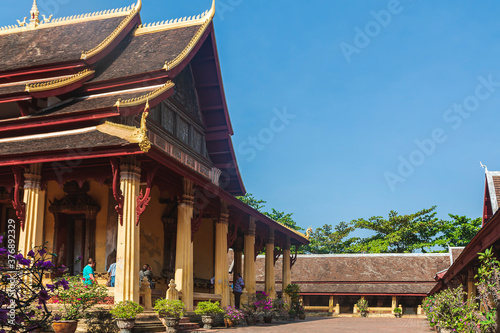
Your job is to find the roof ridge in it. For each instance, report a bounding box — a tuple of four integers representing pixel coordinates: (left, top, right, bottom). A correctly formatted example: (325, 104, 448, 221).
(135, 0, 215, 38)
(0, 3, 137, 36)
(114, 81, 175, 108)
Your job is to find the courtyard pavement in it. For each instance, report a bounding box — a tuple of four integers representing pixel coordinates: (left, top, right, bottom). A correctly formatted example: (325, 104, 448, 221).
(197, 317, 433, 333)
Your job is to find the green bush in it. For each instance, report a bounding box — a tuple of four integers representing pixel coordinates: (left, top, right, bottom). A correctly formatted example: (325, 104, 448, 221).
(110, 301, 144, 319)
(194, 301, 224, 316)
(393, 307, 402, 314)
(154, 299, 186, 319)
(356, 299, 368, 312)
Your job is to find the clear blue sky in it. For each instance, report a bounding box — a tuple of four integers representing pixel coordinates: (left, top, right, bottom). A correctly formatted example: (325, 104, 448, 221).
(4, 1, 500, 231)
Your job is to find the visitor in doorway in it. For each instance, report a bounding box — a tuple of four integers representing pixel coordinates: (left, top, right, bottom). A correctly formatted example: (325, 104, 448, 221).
(83, 258, 97, 285)
(233, 273, 244, 309)
(139, 264, 155, 289)
(107, 262, 116, 287)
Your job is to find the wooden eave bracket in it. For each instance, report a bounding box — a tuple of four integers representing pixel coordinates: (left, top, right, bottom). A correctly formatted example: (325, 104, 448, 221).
(191, 210, 204, 240)
(227, 224, 238, 251)
(136, 165, 158, 225)
(110, 158, 124, 226)
(11, 166, 26, 231)
(290, 247, 298, 269)
(274, 246, 282, 265)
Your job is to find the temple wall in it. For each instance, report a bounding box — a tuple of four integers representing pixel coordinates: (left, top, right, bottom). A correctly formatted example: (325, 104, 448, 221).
(43, 181, 65, 253)
(140, 186, 166, 278)
(88, 180, 109, 273)
(193, 218, 215, 287)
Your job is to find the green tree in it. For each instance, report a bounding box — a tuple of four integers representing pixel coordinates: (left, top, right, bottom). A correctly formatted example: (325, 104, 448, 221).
(434, 214, 481, 249)
(348, 206, 443, 253)
(264, 209, 304, 232)
(236, 193, 266, 211)
(304, 222, 357, 254)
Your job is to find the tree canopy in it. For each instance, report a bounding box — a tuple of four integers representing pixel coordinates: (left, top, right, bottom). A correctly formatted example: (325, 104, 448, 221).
(237, 194, 481, 254)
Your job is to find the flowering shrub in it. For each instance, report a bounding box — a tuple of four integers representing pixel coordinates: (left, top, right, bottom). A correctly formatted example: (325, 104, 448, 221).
(50, 275, 108, 321)
(253, 291, 273, 317)
(224, 306, 245, 323)
(272, 298, 288, 318)
(0, 238, 68, 332)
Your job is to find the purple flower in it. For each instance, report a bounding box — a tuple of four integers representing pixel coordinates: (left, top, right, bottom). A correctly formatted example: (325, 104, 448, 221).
(46, 284, 55, 291)
(0, 235, 3, 244)
(54, 316, 61, 321)
(0, 248, 7, 256)
(27, 250, 35, 257)
(41, 261, 54, 269)
(60, 279, 70, 290)
(38, 248, 47, 255)
(14, 254, 24, 261)
(38, 289, 51, 303)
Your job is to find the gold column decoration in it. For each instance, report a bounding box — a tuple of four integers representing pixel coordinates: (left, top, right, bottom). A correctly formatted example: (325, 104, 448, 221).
(244, 217, 256, 295)
(115, 157, 141, 303)
(18, 164, 45, 257)
(282, 236, 291, 304)
(215, 199, 230, 307)
(234, 249, 243, 277)
(175, 178, 195, 310)
(265, 229, 276, 299)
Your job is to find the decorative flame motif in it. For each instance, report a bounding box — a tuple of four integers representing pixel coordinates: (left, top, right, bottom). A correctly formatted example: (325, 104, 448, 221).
(25, 69, 94, 93)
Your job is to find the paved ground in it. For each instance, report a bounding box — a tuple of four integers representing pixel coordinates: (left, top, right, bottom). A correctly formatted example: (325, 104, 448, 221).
(202, 317, 434, 333)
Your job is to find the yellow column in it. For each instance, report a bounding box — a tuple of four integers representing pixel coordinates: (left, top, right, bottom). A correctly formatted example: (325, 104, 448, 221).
(329, 296, 334, 313)
(175, 178, 195, 311)
(234, 249, 243, 277)
(265, 229, 276, 299)
(467, 270, 476, 300)
(391, 296, 397, 313)
(215, 200, 230, 307)
(115, 158, 141, 303)
(18, 164, 45, 257)
(282, 237, 291, 304)
(244, 217, 256, 295)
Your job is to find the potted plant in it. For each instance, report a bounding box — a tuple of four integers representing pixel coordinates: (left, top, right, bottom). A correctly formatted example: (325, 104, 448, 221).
(242, 293, 258, 325)
(284, 284, 302, 321)
(393, 307, 402, 318)
(272, 298, 288, 321)
(254, 291, 274, 323)
(297, 304, 306, 320)
(154, 299, 186, 333)
(110, 300, 144, 333)
(356, 298, 369, 317)
(51, 275, 108, 333)
(194, 300, 224, 329)
(223, 306, 245, 327)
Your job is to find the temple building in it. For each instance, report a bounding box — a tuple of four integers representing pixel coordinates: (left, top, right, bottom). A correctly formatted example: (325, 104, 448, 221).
(431, 166, 500, 298)
(0, 0, 309, 309)
(255, 252, 456, 316)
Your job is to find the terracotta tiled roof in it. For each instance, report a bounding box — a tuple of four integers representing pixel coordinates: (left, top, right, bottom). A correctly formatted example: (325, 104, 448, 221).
(253, 253, 451, 295)
(0, 16, 127, 72)
(450, 247, 465, 264)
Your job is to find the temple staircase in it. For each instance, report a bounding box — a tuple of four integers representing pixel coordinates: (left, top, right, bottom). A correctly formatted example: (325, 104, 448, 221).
(133, 312, 200, 332)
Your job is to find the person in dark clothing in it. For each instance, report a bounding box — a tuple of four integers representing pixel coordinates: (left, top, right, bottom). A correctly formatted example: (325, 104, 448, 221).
(233, 273, 244, 309)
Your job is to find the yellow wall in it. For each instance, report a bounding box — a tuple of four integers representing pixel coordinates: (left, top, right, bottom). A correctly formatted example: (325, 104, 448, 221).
(193, 218, 215, 284)
(43, 180, 109, 272)
(88, 181, 109, 273)
(140, 186, 167, 278)
(43, 181, 65, 254)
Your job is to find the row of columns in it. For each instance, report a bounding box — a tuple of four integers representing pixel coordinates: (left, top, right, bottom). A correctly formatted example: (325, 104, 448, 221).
(15, 159, 294, 310)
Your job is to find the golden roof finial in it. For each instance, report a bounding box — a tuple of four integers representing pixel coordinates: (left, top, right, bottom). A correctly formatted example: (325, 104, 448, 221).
(30, 0, 40, 26)
(135, 0, 142, 12)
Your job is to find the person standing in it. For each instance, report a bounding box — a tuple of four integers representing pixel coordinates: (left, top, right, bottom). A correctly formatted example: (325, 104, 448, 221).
(107, 262, 116, 287)
(83, 258, 97, 285)
(233, 273, 244, 309)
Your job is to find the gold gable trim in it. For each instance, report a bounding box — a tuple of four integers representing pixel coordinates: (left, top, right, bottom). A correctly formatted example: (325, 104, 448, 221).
(25, 69, 94, 93)
(81, 4, 140, 60)
(114, 81, 175, 108)
(0, 3, 139, 36)
(162, 0, 216, 71)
